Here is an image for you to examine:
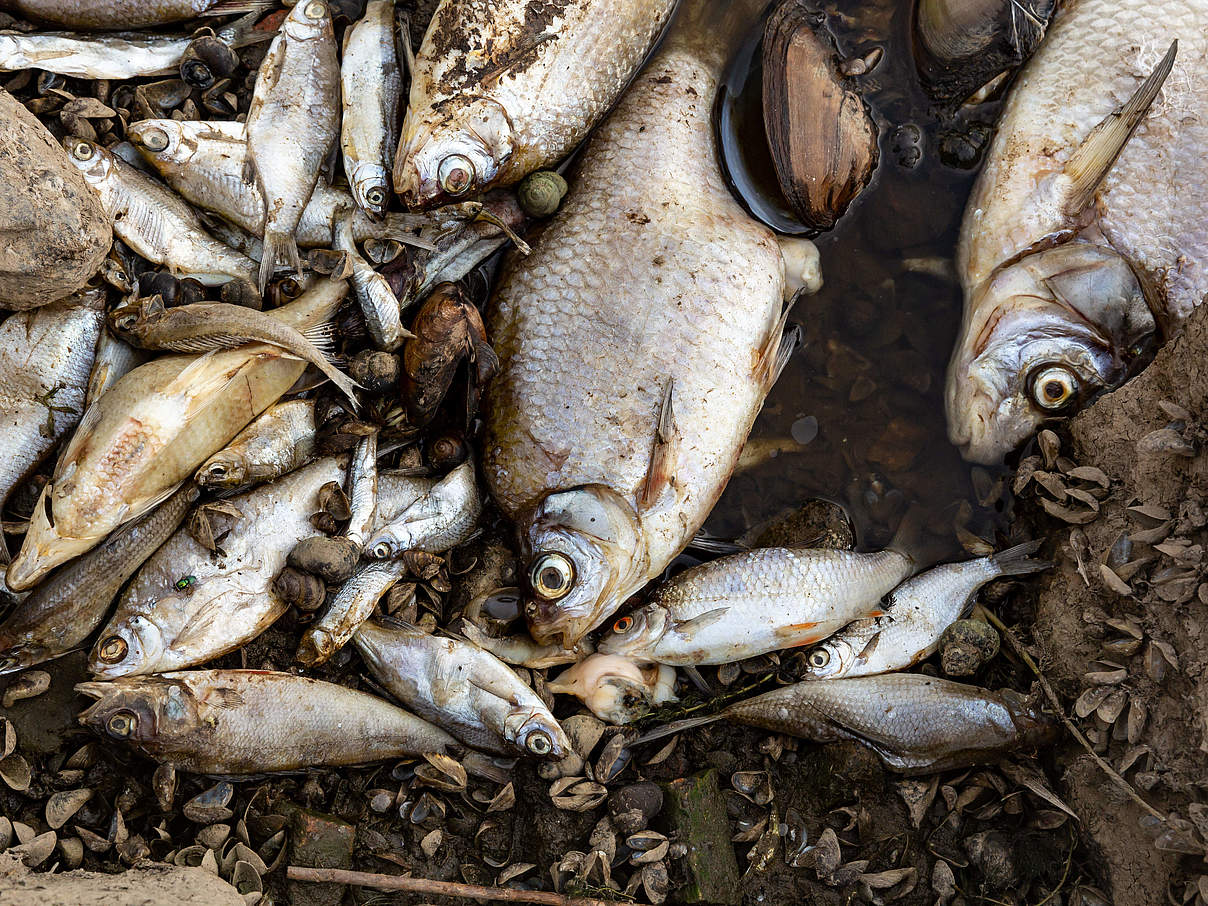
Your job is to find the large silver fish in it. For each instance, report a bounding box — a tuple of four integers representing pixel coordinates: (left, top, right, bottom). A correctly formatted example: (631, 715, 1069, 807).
(394, 0, 678, 208)
(483, 0, 818, 647)
(946, 0, 1208, 463)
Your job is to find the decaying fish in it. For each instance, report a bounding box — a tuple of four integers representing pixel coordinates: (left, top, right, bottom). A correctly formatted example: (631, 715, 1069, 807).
(597, 546, 914, 666)
(333, 215, 409, 350)
(804, 542, 1050, 679)
(243, 0, 340, 291)
(78, 669, 457, 774)
(7, 280, 348, 591)
(459, 619, 591, 670)
(340, 0, 400, 217)
(947, 0, 1208, 463)
(129, 119, 428, 247)
(643, 674, 1058, 774)
(344, 431, 377, 548)
(365, 460, 481, 559)
(376, 470, 438, 526)
(484, 0, 818, 647)
(297, 558, 403, 667)
(0, 485, 195, 675)
(354, 618, 571, 758)
(64, 138, 259, 287)
(89, 457, 345, 678)
(0, 289, 103, 522)
(395, 0, 678, 208)
(548, 652, 677, 725)
(195, 398, 316, 492)
(0, 0, 254, 29)
(85, 330, 144, 410)
(108, 296, 360, 405)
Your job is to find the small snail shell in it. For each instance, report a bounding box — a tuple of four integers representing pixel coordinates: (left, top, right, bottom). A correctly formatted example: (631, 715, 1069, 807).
(287, 536, 361, 584)
(517, 171, 568, 218)
(274, 567, 327, 612)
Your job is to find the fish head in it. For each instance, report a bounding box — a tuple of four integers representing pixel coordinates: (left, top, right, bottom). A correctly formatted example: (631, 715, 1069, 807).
(77, 676, 202, 757)
(547, 653, 669, 725)
(6, 483, 98, 591)
(195, 451, 249, 490)
(947, 242, 1156, 463)
(283, 0, 334, 41)
(800, 637, 857, 679)
(503, 707, 572, 760)
(347, 161, 390, 218)
(88, 614, 166, 679)
(596, 606, 669, 659)
(394, 97, 515, 209)
(521, 486, 648, 648)
(62, 136, 113, 189)
(127, 119, 189, 167)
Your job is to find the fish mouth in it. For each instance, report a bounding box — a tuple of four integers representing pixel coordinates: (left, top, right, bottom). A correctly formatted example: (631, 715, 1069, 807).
(74, 681, 112, 702)
(525, 599, 595, 649)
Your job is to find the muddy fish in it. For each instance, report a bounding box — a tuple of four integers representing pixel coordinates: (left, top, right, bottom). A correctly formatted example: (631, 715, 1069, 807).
(129, 120, 427, 247)
(804, 542, 1050, 680)
(395, 0, 678, 208)
(63, 138, 258, 287)
(89, 457, 345, 677)
(548, 652, 677, 725)
(597, 546, 913, 666)
(340, 0, 400, 216)
(0, 485, 195, 675)
(195, 398, 316, 492)
(6, 280, 348, 591)
(243, 0, 340, 291)
(0, 0, 255, 29)
(643, 674, 1058, 774)
(484, 0, 818, 647)
(354, 618, 571, 758)
(946, 1, 1208, 463)
(108, 296, 360, 405)
(0, 289, 104, 524)
(77, 669, 457, 774)
(365, 460, 482, 559)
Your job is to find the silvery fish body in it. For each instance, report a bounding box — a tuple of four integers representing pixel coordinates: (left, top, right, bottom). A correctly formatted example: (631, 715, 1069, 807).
(64, 138, 258, 287)
(395, 0, 678, 208)
(296, 559, 405, 667)
(195, 398, 316, 492)
(89, 457, 346, 678)
(340, 0, 400, 216)
(597, 547, 913, 666)
(354, 619, 572, 758)
(484, 0, 803, 648)
(365, 460, 481, 559)
(333, 215, 407, 350)
(345, 432, 377, 548)
(86, 330, 144, 409)
(0, 0, 224, 28)
(6, 281, 347, 591)
(0, 290, 103, 516)
(77, 669, 457, 775)
(947, 0, 1208, 462)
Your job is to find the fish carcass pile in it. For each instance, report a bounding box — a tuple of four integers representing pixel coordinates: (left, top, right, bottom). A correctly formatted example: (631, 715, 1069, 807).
(0, 0, 1206, 903)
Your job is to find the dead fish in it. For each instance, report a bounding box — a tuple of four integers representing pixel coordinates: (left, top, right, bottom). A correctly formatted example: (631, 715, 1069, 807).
(63, 138, 259, 287)
(0, 484, 195, 675)
(340, 0, 400, 217)
(395, 0, 678, 208)
(354, 617, 571, 758)
(333, 214, 410, 351)
(641, 673, 1058, 774)
(483, 0, 819, 647)
(947, 4, 1208, 463)
(6, 280, 347, 591)
(297, 558, 403, 667)
(85, 329, 144, 410)
(128, 119, 428, 247)
(77, 669, 457, 774)
(548, 652, 676, 725)
(344, 432, 377, 548)
(375, 470, 438, 527)
(195, 398, 316, 492)
(0, 0, 264, 29)
(0, 289, 103, 524)
(243, 0, 340, 291)
(89, 457, 345, 678)
(108, 296, 360, 405)
(804, 541, 1050, 679)
(365, 460, 482, 559)
(458, 618, 590, 670)
(597, 546, 914, 666)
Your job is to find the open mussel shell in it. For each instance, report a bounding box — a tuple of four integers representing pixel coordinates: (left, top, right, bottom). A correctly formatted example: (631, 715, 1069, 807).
(761, 0, 879, 231)
(913, 0, 1056, 106)
(179, 36, 240, 92)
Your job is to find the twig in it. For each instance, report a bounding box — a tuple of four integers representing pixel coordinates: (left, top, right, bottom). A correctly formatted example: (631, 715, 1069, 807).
(982, 608, 1165, 822)
(286, 866, 616, 906)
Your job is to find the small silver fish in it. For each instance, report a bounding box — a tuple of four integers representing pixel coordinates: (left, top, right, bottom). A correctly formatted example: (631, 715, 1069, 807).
(0, 0, 245, 29)
(296, 558, 406, 667)
(195, 398, 316, 492)
(340, 0, 400, 216)
(365, 460, 482, 559)
(345, 432, 377, 549)
(333, 214, 409, 350)
(548, 653, 676, 725)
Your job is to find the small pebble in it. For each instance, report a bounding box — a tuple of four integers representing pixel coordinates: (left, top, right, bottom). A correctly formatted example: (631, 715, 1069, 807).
(790, 416, 819, 445)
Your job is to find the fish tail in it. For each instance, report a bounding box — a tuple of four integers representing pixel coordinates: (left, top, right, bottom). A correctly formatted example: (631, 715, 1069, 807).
(632, 713, 722, 747)
(259, 230, 301, 295)
(991, 539, 1052, 577)
(299, 321, 363, 410)
(216, 7, 279, 49)
(203, 0, 277, 21)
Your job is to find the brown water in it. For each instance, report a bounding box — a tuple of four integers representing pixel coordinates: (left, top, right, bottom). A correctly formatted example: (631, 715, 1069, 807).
(703, 0, 1011, 557)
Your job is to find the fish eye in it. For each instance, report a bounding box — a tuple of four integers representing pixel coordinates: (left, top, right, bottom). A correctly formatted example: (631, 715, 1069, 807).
(613, 616, 634, 634)
(525, 730, 553, 756)
(438, 154, 475, 196)
(303, 1, 326, 19)
(365, 186, 386, 206)
(106, 709, 138, 737)
(97, 636, 129, 663)
(141, 128, 169, 152)
(280, 277, 302, 298)
(371, 542, 392, 560)
(529, 552, 575, 601)
(207, 464, 226, 478)
(807, 648, 830, 669)
(1029, 365, 1079, 412)
(71, 141, 95, 161)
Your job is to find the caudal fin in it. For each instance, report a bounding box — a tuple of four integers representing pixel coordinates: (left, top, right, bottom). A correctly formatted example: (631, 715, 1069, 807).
(259, 230, 302, 295)
(991, 539, 1052, 577)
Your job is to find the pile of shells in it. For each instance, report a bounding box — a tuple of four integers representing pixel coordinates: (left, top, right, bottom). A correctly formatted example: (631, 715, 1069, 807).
(1014, 430, 1112, 526)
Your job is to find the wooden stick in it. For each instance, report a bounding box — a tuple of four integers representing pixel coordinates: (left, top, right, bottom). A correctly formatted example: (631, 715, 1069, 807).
(286, 866, 615, 906)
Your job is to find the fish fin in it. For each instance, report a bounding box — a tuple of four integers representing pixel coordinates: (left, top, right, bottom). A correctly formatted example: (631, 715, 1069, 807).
(854, 630, 882, 663)
(673, 607, 729, 635)
(687, 532, 747, 555)
(755, 308, 799, 390)
(158, 349, 228, 403)
(200, 685, 245, 709)
(639, 379, 678, 512)
(241, 146, 257, 187)
(632, 713, 722, 747)
(991, 539, 1053, 577)
(374, 613, 422, 633)
(215, 8, 278, 49)
(200, 0, 276, 17)
(301, 322, 336, 359)
(56, 402, 102, 477)
(1061, 39, 1177, 218)
(259, 231, 302, 296)
(772, 620, 824, 645)
(396, 10, 417, 77)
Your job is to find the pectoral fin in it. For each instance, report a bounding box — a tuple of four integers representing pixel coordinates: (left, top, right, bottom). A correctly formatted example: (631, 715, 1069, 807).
(755, 309, 800, 391)
(673, 607, 729, 635)
(639, 379, 678, 512)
